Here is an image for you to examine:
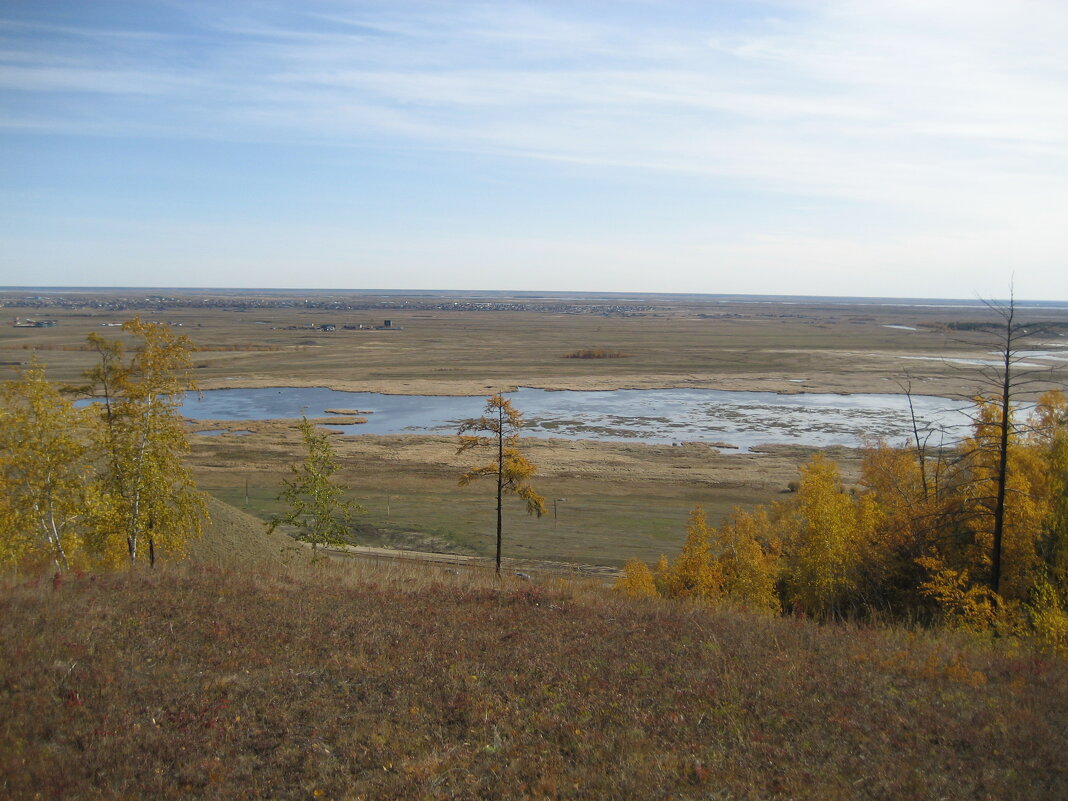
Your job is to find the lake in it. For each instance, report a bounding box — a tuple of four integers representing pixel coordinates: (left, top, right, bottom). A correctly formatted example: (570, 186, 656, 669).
(180, 386, 971, 452)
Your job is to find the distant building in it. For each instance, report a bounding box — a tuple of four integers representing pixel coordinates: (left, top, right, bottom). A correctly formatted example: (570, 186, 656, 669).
(13, 318, 57, 328)
(319, 323, 336, 332)
(340, 320, 402, 331)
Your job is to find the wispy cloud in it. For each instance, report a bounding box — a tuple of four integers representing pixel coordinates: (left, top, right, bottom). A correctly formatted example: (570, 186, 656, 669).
(6, 3, 1066, 168)
(2, 0, 1066, 293)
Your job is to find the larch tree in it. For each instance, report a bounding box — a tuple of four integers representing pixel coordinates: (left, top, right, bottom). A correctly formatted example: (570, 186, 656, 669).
(457, 393, 546, 574)
(0, 358, 93, 571)
(859, 439, 951, 612)
(955, 397, 1050, 601)
(84, 318, 207, 566)
(1031, 391, 1068, 590)
(269, 417, 363, 552)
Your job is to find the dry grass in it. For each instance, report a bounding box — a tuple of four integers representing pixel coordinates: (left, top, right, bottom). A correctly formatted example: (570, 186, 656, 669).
(6, 293, 1067, 398)
(2, 550, 1065, 801)
(182, 495, 298, 569)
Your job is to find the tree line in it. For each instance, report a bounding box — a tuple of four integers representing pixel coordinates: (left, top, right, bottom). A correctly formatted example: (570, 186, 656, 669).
(617, 396, 1068, 650)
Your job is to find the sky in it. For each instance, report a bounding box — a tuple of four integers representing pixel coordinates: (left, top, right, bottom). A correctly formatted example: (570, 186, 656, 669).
(1, 0, 1066, 299)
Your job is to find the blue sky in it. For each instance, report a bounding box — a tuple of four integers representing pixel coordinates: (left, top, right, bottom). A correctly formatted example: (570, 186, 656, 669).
(2, 0, 1066, 298)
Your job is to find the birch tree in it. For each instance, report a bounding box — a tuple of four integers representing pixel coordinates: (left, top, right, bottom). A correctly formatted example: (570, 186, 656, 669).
(0, 358, 92, 570)
(84, 318, 206, 566)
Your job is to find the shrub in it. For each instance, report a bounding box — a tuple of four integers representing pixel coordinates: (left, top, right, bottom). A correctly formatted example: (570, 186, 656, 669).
(614, 558, 659, 598)
(563, 348, 630, 359)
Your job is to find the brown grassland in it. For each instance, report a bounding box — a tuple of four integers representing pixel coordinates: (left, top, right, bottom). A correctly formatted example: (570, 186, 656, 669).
(1, 498, 1066, 800)
(6, 290, 1068, 398)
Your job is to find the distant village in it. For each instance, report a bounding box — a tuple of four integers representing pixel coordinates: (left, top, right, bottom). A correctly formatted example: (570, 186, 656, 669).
(0, 292, 654, 317)
(283, 320, 401, 332)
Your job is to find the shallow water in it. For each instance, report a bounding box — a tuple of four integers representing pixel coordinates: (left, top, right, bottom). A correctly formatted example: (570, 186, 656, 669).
(178, 387, 971, 452)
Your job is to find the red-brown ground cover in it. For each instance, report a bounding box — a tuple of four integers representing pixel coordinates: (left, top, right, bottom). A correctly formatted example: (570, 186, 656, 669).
(1, 562, 1065, 800)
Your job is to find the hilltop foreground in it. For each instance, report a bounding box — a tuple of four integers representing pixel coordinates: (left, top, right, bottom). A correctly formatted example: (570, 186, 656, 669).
(1, 503, 1066, 800)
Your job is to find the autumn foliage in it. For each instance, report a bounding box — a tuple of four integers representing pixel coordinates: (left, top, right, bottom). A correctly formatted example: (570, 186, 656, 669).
(1, 319, 207, 571)
(622, 392, 1068, 653)
(457, 394, 546, 573)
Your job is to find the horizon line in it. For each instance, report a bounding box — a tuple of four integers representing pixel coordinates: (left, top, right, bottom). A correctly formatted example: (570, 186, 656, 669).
(2, 286, 1067, 306)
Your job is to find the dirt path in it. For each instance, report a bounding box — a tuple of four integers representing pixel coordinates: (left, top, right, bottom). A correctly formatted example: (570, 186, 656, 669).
(311, 541, 622, 579)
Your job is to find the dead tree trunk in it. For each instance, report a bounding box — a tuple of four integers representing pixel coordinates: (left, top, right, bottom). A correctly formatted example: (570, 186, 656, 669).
(990, 303, 1014, 596)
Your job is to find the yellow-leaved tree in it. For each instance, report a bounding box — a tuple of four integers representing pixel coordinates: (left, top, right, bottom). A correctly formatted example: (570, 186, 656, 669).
(1029, 390, 1068, 593)
(780, 454, 877, 618)
(659, 507, 721, 601)
(619, 505, 780, 611)
(615, 558, 659, 599)
(932, 397, 1050, 605)
(713, 505, 781, 614)
(1025, 391, 1068, 652)
(0, 358, 94, 571)
(83, 318, 207, 566)
(858, 439, 957, 614)
(458, 393, 546, 574)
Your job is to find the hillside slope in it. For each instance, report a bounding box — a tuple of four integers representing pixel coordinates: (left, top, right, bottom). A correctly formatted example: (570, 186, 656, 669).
(2, 559, 1065, 800)
(183, 494, 297, 567)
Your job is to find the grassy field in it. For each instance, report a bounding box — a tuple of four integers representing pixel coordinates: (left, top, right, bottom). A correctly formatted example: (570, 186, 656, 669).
(2, 517, 1064, 801)
(189, 425, 822, 567)
(201, 475, 768, 568)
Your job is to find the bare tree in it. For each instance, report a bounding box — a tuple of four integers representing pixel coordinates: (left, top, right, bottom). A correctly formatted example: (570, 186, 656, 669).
(967, 293, 1056, 594)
